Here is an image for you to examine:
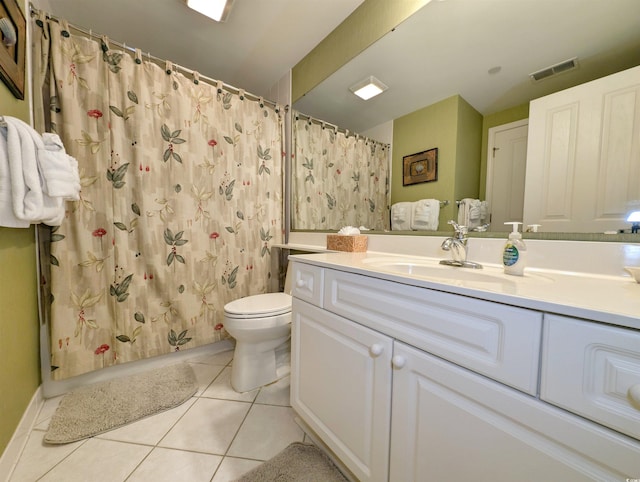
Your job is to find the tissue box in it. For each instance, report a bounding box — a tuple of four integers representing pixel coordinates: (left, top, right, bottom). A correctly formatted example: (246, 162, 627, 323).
(326, 234, 368, 252)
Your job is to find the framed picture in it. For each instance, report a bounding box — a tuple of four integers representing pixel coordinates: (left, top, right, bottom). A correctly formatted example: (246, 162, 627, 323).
(403, 147, 438, 186)
(0, 0, 26, 99)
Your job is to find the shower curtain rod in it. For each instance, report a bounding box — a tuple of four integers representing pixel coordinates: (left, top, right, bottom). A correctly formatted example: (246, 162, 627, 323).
(29, 7, 286, 113)
(294, 111, 390, 148)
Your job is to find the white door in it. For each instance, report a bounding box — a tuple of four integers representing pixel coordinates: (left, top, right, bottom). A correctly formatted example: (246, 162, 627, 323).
(486, 120, 528, 231)
(523, 65, 640, 232)
(290, 299, 393, 482)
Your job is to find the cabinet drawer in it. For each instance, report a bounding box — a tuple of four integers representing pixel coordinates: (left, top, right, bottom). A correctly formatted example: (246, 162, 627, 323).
(324, 269, 542, 395)
(541, 314, 640, 440)
(290, 262, 323, 307)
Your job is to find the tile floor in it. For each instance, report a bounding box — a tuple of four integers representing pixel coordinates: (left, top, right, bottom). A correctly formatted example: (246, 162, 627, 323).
(8, 350, 307, 482)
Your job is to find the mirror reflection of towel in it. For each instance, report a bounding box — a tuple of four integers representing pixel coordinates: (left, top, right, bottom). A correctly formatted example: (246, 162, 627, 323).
(391, 202, 413, 230)
(458, 198, 487, 229)
(411, 199, 440, 231)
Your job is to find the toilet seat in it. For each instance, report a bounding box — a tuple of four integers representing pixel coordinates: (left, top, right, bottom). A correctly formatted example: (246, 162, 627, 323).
(224, 293, 292, 319)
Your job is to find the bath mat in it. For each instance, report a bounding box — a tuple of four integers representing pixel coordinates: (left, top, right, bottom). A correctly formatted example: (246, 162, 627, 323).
(44, 362, 198, 444)
(234, 442, 348, 482)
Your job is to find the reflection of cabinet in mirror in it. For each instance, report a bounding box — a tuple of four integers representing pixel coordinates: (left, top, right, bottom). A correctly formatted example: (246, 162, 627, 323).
(524, 65, 640, 233)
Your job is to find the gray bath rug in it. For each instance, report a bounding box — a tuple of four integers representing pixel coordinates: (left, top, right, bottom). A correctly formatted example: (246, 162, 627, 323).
(234, 442, 348, 482)
(44, 363, 198, 444)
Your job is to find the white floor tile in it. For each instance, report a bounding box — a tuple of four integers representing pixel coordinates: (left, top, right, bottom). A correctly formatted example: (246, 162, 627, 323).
(127, 447, 222, 482)
(8, 354, 308, 482)
(9, 431, 84, 482)
(33, 396, 63, 431)
(255, 375, 291, 406)
(227, 405, 304, 461)
(211, 456, 263, 482)
(39, 438, 152, 482)
(189, 350, 234, 367)
(159, 398, 250, 455)
(96, 398, 196, 445)
(201, 367, 259, 402)
(188, 363, 226, 395)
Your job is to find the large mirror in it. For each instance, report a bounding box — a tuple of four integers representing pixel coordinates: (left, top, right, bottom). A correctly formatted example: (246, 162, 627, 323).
(291, 0, 640, 240)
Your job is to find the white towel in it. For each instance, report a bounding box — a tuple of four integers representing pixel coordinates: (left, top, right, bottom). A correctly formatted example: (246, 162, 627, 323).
(40, 133, 81, 200)
(457, 198, 486, 230)
(391, 202, 414, 231)
(411, 199, 440, 231)
(1, 116, 78, 226)
(0, 133, 30, 228)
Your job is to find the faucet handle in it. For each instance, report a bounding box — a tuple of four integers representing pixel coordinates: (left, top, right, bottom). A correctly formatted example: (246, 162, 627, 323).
(447, 220, 467, 236)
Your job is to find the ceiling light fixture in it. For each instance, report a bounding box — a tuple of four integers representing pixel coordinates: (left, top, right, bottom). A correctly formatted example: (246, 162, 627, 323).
(185, 0, 235, 22)
(349, 76, 388, 100)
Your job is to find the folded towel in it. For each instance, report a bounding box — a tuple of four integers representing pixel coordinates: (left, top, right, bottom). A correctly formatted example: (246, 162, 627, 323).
(411, 199, 440, 231)
(391, 202, 414, 231)
(1, 116, 78, 226)
(0, 133, 30, 228)
(40, 133, 81, 200)
(458, 198, 487, 230)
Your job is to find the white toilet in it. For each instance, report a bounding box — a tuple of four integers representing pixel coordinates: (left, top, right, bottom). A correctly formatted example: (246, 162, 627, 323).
(223, 265, 292, 393)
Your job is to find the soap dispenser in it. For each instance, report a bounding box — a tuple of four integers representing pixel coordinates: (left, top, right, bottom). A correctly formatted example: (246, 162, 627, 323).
(503, 222, 527, 276)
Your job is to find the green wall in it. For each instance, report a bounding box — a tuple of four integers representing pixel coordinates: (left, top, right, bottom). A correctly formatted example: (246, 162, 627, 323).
(392, 95, 483, 228)
(292, 0, 430, 102)
(0, 0, 41, 458)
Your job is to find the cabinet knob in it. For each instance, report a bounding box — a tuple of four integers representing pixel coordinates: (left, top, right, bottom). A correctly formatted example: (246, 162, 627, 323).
(296, 279, 306, 288)
(392, 355, 406, 368)
(628, 384, 640, 409)
(370, 344, 384, 357)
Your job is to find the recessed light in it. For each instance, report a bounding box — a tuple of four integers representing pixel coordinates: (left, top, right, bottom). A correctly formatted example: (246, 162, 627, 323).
(185, 0, 234, 22)
(349, 76, 388, 100)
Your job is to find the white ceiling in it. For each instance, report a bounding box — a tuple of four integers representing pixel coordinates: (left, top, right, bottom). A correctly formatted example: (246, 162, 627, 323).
(32, 0, 364, 97)
(294, 0, 640, 133)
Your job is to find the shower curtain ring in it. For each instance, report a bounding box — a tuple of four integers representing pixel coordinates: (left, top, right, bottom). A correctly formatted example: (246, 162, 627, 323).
(193, 71, 200, 85)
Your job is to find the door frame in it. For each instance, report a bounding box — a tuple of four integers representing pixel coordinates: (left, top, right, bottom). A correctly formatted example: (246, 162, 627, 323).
(485, 118, 529, 225)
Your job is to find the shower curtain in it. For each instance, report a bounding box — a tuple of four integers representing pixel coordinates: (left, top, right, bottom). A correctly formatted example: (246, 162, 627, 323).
(32, 17, 284, 380)
(292, 113, 390, 231)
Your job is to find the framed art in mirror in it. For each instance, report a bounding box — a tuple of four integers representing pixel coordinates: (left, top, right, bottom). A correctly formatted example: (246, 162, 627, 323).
(403, 147, 437, 186)
(0, 0, 25, 99)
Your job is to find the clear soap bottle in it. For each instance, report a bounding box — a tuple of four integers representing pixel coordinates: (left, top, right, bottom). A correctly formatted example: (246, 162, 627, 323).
(502, 222, 527, 276)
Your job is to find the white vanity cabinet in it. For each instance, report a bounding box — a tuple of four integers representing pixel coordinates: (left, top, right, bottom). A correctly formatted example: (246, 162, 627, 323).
(290, 260, 640, 482)
(291, 298, 393, 482)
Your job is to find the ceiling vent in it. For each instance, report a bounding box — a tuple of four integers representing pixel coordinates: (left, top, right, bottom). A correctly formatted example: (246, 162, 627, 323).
(530, 57, 579, 82)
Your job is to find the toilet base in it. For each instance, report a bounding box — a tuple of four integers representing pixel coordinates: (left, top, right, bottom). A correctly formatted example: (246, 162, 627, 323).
(231, 338, 291, 392)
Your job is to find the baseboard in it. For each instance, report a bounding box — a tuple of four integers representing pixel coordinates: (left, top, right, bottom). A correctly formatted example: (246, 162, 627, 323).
(0, 386, 44, 482)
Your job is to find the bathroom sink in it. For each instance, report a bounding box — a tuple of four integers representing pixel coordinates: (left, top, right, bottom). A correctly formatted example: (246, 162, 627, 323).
(361, 257, 554, 287)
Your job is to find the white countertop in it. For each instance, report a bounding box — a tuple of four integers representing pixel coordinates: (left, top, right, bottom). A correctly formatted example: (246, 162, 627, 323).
(289, 250, 640, 331)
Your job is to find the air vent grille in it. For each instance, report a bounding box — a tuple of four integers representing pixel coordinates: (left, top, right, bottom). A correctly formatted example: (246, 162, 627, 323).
(530, 57, 578, 82)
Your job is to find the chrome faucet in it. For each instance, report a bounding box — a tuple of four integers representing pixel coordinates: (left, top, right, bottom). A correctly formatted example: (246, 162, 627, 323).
(440, 220, 483, 269)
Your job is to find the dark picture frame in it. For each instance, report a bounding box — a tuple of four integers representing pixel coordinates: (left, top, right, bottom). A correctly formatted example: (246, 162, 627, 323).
(0, 0, 26, 99)
(403, 147, 438, 186)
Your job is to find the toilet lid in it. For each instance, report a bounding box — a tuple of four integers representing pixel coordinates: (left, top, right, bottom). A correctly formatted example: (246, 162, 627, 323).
(224, 293, 292, 317)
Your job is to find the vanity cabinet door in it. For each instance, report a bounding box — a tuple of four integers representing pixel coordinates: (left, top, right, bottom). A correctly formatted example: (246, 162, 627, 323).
(541, 314, 640, 440)
(389, 341, 640, 482)
(291, 298, 393, 482)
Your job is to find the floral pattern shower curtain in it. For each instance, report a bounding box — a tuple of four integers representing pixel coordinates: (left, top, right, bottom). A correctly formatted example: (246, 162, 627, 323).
(33, 19, 283, 380)
(292, 114, 390, 231)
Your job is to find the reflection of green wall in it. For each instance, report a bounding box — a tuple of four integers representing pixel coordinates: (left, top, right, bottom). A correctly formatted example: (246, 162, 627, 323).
(392, 95, 482, 228)
(479, 103, 529, 199)
(0, 0, 40, 458)
(292, 0, 430, 102)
